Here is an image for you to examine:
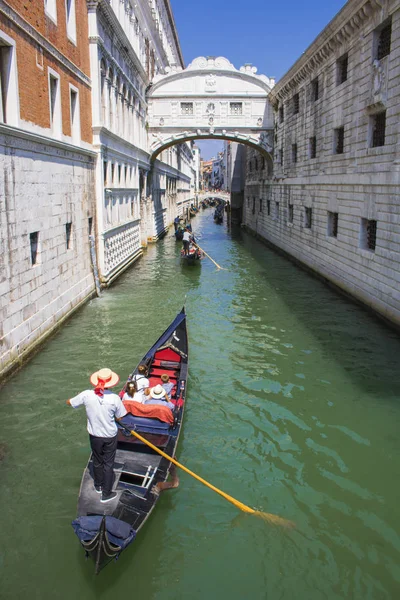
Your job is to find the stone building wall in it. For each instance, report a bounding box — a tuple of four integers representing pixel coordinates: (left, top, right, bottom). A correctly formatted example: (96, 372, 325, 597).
(0, 0, 96, 379)
(243, 0, 400, 327)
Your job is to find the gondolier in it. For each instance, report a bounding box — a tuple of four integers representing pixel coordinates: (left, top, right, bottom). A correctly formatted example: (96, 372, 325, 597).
(66, 367, 127, 503)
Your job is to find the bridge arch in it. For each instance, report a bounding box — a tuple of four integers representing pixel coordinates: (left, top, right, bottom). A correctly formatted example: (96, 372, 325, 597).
(147, 56, 275, 164)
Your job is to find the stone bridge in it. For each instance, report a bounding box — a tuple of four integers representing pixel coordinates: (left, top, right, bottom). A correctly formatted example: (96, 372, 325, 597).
(147, 56, 275, 168)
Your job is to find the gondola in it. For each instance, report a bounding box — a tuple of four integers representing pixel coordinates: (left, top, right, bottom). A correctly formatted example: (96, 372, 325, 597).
(214, 210, 223, 224)
(180, 244, 202, 264)
(71, 308, 188, 573)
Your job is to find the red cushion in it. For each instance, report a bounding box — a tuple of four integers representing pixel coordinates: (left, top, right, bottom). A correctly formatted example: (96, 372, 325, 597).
(149, 367, 178, 379)
(154, 349, 181, 362)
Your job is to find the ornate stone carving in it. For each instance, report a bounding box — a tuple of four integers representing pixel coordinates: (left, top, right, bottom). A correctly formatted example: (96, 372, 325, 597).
(259, 131, 274, 152)
(372, 59, 385, 95)
(205, 74, 217, 93)
(257, 117, 263, 127)
(206, 102, 215, 115)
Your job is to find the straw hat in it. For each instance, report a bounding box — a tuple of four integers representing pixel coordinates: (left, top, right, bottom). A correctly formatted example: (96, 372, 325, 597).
(90, 367, 120, 388)
(150, 384, 166, 399)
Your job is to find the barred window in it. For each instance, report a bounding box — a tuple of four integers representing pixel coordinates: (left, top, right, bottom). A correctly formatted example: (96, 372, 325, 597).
(279, 148, 283, 165)
(311, 77, 319, 102)
(327, 211, 338, 237)
(252, 197, 256, 214)
(259, 198, 262, 213)
(309, 136, 317, 159)
(376, 19, 391, 60)
(181, 102, 193, 115)
(293, 93, 299, 115)
(304, 207, 312, 229)
(66, 222, 72, 249)
(30, 231, 39, 265)
(292, 143, 298, 163)
(267, 200, 271, 215)
(334, 127, 344, 154)
(275, 202, 280, 221)
(255, 158, 258, 171)
(279, 105, 284, 123)
(371, 111, 386, 147)
(336, 54, 348, 85)
(360, 218, 377, 251)
(230, 102, 242, 115)
(288, 204, 294, 224)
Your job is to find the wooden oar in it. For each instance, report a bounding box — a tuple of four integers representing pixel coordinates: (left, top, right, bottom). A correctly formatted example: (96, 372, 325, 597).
(192, 242, 226, 271)
(120, 425, 294, 527)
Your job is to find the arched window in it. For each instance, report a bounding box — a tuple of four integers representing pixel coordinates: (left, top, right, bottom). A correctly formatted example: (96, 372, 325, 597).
(108, 67, 114, 130)
(115, 76, 120, 134)
(121, 83, 127, 134)
(100, 59, 107, 124)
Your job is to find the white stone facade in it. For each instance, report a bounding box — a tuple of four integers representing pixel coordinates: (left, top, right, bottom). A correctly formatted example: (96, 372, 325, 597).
(88, 0, 195, 284)
(0, 127, 96, 377)
(242, 0, 400, 327)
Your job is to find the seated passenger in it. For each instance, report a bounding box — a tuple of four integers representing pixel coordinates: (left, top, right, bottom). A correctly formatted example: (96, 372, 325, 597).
(144, 384, 174, 410)
(131, 364, 150, 402)
(161, 374, 174, 397)
(122, 381, 144, 403)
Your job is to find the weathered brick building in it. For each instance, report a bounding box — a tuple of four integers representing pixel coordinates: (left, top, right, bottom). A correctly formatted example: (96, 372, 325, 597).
(243, 0, 400, 327)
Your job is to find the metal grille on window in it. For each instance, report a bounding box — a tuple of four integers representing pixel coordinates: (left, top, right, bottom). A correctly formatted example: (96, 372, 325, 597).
(275, 202, 280, 220)
(328, 212, 338, 237)
(304, 207, 312, 228)
(181, 102, 193, 115)
(30, 231, 39, 265)
(311, 78, 319, 101)
(309, 136, 316, 159)
(293, 93, 299, 114)
(377, 20, 391, 60)
(288, 204, 294, 223)
(367, 220, 377, 250)
(292, 143, 298, 163)
(267, 200, 271, 215)
(372, 111, 386, 147)
(252, 197, 255, 215)
(335, 127, 344, 154)
(279, 148, 283, 164)
(259, 198, 262, 213)
(337, 54, 348, 84)
(279, 106, 284, 123)
(230, 102, 242, 115)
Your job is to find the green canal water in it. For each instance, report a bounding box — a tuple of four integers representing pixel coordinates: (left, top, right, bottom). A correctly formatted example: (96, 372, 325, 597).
(1, 210, 400, 599)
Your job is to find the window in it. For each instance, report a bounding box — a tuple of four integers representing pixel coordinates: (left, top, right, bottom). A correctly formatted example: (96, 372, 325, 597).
(293, 93, 299, 115)
(252, 197, 255, 215)
(69, 86, 80, 144)
(360, 218, 377, 251)
(30, 232, 39, 265)
(66, 222, 72, 249)
(327, 212, 338, 237)
(259, 198, 262, 213)
(48, 69, 61, 138)
(44, 0, 57, 24)
(111, 162, 115, 183)
(118, 164, 122, 184)
(279, 148, 283, 165)
(88, 217, 93, 236)
(309, 136, 317, 159)
(292, 143, 298, 163)
(181, 102, 193, 115)
(336, 54, 348, 85)
(376, 18, 391, 60)
(103, 160, 107, 185)
(311, 77, 319, 102)
(0, 32, 19, 126)
(65, 0, 76, 44)
(275, 202, 280, 221)
(230, 102, 242, 115)
(288, 204, 294, 224)
(370, 111, 386, 147)
(304, 207, 312, 229)
(249, 160, 253, 173)
(279, 105, 284, 123)
(334, 127, 344, 154)
(255, 158, 258, 171)
(267, 200, 271, 215)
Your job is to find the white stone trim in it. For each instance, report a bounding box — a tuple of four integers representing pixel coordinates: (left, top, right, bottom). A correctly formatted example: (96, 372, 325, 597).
(0, 27, 20, 127)
(69, 83, 81, 145)
(47, 67, 62, 139)
(65, 0, 77, 45)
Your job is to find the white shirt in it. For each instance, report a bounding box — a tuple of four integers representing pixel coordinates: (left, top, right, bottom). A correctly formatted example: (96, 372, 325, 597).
(133, 374, 149, 391)
(183, 231, 191, 242)
(70, 389, 127, 438)
(122, 391, 143, 403)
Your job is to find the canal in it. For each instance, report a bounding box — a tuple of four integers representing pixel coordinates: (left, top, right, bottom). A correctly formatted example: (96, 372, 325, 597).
(1, 209, 400, 599)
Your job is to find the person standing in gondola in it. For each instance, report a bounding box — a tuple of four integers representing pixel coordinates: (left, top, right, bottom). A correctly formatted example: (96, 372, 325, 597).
(182, 227, 191, 256)
(66, 368, 127, 504)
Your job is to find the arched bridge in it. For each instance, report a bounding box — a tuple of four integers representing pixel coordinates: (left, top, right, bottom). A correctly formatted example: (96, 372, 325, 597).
(147, 56, 275, 163)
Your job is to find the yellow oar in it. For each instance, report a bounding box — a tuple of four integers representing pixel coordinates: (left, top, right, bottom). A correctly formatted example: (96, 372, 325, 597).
(193, 242, 226, 271)
(123, 426, 294, 528)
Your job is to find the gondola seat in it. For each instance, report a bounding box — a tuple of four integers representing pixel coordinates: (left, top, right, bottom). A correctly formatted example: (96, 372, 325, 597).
(119, 414, 171, 433)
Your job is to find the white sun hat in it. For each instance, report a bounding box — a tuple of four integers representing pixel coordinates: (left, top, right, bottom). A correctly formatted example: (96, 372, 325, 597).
(150, 384, 167, 399)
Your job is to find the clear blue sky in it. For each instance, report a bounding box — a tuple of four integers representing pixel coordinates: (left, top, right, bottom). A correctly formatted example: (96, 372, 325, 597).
(170, 0, 348, 159)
